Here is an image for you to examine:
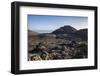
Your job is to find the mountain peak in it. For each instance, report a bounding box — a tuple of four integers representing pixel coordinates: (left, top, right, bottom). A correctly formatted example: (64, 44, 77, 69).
(52, 25, 77, 34)
(62, 25, 73, 28)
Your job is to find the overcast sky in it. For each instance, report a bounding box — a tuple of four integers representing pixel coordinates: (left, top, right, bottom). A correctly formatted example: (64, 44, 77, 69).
(28, 15, 88, 33)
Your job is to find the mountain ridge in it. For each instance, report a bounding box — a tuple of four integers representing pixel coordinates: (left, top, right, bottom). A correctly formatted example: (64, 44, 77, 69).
(52, 25, 77, 34)
(51, 25, 87, 41)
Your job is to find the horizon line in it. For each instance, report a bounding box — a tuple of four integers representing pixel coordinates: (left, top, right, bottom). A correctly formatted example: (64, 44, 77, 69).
(28, 25, 88, 33)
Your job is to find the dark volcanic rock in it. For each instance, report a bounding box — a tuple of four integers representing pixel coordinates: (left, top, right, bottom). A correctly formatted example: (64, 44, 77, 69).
(52, 25, 77, 34)
(28, 26, 88, 61)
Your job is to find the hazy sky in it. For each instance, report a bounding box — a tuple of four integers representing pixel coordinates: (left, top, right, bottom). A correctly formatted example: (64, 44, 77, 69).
(28, 15, 88, 33)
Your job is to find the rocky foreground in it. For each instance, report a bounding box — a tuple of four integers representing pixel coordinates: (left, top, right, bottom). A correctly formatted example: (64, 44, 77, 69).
(28, 25, 88, 61)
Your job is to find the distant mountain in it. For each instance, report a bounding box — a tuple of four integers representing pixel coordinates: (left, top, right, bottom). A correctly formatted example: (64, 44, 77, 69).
(28, 30, 39, 35)
(75, 29, 88, 41)
(52, 25, 77, 34)
(28, 25, 87, 41)
(28, 30, 56, 39)
(76, 29, 87, 36)
(52, 25, 87, 41)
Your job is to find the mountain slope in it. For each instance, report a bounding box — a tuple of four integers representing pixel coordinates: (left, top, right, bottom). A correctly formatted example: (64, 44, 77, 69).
(52, 25, 87, 41)
(28, 30, 39, 36)
(52, 25, 77, 34)
(75, 29, 88, 41)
